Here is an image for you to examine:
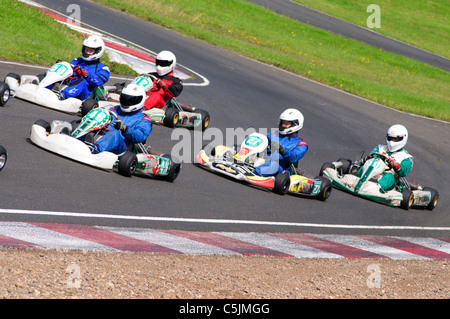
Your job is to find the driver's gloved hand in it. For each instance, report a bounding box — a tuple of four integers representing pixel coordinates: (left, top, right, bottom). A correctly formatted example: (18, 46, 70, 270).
(114, 120, 127, 133)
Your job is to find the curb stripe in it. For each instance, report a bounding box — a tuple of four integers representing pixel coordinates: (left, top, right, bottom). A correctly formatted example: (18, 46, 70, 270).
(359, 235, 450, 260)
(31, 223, 181, 254)
(0, 233, 42, 249)
(269, 233, 387, 259)
(161, 229, 293, 257)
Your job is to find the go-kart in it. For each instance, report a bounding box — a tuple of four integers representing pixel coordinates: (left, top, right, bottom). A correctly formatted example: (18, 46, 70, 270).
(0, 145, 7, 171)
(104, 74, 211, 131)
(4, 61, 115, 115)
(29, 107, 181, 181)
(195, 132, 332, 200)
(319, 153, 439, 210)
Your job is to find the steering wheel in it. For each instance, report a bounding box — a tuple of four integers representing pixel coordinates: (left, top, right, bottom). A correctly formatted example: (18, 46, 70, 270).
(366, 152, 394, 170)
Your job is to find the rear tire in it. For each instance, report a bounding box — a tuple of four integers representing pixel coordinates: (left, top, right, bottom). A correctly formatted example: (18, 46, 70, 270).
(118, 151, 137, 177)
(273, 173, 290, 195)
(400, 188, 414, 210)
(422, 187, 439, 211)
(314, 176, 332, 201)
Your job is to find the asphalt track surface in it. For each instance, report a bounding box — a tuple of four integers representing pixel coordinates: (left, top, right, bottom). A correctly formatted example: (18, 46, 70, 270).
(0, 0, 449, 240)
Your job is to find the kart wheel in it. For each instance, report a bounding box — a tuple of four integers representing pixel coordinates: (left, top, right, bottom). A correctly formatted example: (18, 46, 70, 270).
(81, 98, 99, 117)
(273, 173, 290, 195)
(0, 145, 7, 171)
(161, 154, 181, 182)
(0, 81, 11, 106)
(34, 119, 51, 134)
(422, 187, 439, 211)
(400, 188, 414, 210)
(337, 158, 352, 174)
(196, 109, 211, 131)
(118, 151, 137, 177)
(163, 108, 179, 128)
(319, 162, 334, 176)
(314, 176, 333, 201)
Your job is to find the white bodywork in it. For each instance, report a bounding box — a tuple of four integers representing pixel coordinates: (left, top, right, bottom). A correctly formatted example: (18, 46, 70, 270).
(30, 123, 118, 170)
(5, 62, 82, 113)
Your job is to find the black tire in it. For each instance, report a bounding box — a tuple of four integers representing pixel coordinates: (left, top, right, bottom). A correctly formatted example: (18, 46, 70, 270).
(163, 107, 179, 128)
(422, 187, 439, 211)
(319, 162, 334, 176)
(273, 173, 290, 195)
(161, 154, 181, 182)
(113, 82, 126, 94)
(313, 176, 332, 201)
(0, 81, 11, 107)
(34, 119, 51, 133)
(118, 151, 137, 177)
(196, 108, 211, 131)
(4, 72, 20, 83)
(337, 158, 352, 174)
(81, 98, 99, 117)
(0, 145, 7, 171)
(400, 188, 414, 210)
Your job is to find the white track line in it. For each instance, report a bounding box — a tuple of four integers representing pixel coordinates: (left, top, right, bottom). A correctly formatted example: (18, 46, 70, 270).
(1, 208, 449, 232)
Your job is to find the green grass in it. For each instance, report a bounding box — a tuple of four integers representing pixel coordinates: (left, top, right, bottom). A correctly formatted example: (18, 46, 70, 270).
(91, 0, 449, 121)
(0, 0, 135, 75)
(294, 0, 450, 59)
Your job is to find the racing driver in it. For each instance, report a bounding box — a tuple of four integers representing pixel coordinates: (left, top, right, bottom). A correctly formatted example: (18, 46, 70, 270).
(358, 124, 413, 193)
(254, 108, 308, 176)
(143, 50, 192, 111)
(58, 35, 110, 100)
(87, 83, 152, 155)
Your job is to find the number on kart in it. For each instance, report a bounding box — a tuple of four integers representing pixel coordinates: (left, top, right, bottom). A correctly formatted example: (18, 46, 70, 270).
(245, 135, 263, 147)
(49, 63, 70, 76)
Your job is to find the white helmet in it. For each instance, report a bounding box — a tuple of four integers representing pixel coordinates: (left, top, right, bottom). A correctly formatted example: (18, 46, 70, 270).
(155, 50, 176, 76)
(278, 108, 304, 135)
(119, 84, 146, 113)
(81, 35, 105, 61)
(386, 124, 408, 152)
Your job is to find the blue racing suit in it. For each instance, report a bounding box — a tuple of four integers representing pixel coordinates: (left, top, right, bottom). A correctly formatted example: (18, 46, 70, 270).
(254, 131, 308, 176)
(61, 58, 110, 100)
(94, 105, 152, 154)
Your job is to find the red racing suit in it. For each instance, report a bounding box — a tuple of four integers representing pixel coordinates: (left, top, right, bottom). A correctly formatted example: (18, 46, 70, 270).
(144, 72, 183, 109)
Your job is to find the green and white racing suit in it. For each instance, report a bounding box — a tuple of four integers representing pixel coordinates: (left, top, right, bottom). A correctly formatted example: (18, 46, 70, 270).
(358, 144, 413, 192)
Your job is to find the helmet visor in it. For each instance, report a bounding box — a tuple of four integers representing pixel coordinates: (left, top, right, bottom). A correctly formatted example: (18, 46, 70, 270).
(156, 59, 173, 67)
(387, 135, 404, 142)
(120, 93, 143, 109)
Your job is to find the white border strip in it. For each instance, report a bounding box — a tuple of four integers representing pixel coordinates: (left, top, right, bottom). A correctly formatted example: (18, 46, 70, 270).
(1, 208, 449, 232)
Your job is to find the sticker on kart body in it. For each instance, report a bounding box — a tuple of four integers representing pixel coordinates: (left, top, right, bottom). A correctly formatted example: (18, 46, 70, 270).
(244, 135, 263, 147)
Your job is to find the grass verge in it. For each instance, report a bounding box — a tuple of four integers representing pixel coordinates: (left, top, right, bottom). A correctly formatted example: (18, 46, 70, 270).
(0, 0, 135, 75)
(92, 0, 449, 121)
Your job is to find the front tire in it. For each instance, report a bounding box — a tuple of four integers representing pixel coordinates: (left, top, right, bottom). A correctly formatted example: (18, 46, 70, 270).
(0, 81, 11, 106)
(273, 173, 290, 195)
(81, 98, 99, 117)
(400, 188, 414, 210)
(196, 108, 210, 131)
(0, 145, 7, 171)
(314, 176, 333, 201)
(161, 154, 181, 182)
(163, 107, 179, 128)
(118, 151, 137, 177)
